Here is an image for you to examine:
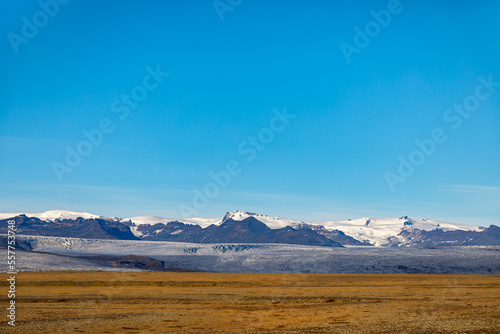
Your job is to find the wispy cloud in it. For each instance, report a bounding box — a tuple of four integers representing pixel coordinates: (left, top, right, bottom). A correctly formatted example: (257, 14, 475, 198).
(439, 184, 500, 194)
(439, 216, 500, 227)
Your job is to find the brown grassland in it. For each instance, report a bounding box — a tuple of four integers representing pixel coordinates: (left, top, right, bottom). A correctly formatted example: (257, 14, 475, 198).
(1, 271, 499, 333)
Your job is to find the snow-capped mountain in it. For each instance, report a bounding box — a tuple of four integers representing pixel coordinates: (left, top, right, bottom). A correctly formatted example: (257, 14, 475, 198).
(1, 210, 496, 247)
(122, 215, 221, 237)
(385, 225, 500, 247)
(214, 211, 485, 246)
(124, 215, 220, 228)
(0, 210, 100, 221)
(222, 211, 307, 229)
(320, 216, 483, 246)
(0, 214, 138, 240)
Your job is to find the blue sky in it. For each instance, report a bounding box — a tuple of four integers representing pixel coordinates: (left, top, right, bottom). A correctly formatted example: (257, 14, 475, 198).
(1, 0, 499, 226)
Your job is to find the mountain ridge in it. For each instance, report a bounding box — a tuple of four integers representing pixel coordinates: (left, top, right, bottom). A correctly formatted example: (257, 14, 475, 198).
(1, 210, 497, 247)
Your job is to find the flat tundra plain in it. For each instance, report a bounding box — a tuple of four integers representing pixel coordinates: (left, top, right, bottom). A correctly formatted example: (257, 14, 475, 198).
(1, 272, 499, 333)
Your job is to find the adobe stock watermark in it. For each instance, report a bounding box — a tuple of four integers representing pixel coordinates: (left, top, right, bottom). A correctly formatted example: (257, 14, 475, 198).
(385, 74, 499, 192)
(7, 0, 70, 54)
(339, 0, 412, 64)
(6, 219, 17, 327)
(179, 107, 296, 217)
(52, 65, 169, 182)
(213, 0, 242, 21)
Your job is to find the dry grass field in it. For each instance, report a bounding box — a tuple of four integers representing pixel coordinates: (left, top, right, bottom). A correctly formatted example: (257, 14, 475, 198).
(1, 271, 499, 333)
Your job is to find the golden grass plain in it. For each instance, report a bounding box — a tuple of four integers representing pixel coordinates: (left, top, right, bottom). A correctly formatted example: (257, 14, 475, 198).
(1, 271, 499, 333)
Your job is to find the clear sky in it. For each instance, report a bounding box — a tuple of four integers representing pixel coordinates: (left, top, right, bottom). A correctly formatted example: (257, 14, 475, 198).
(1, 0, 499, 226)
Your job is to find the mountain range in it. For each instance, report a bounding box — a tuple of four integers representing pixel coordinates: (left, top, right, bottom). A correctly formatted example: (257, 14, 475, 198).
(1, 210, 498, 247)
